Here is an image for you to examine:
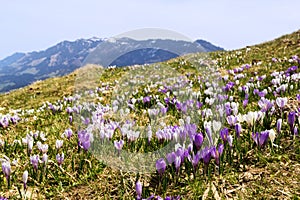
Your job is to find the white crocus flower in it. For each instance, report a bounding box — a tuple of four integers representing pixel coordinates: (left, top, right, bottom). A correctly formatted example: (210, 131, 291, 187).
(212, 120, 221, 133)
(243, 111, 258, 127)
(268, 129, 276, 144)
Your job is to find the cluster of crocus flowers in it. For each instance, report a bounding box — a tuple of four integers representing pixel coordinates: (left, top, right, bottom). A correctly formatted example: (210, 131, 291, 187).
(78, 130, 92, 151)
(252, 131, 269, 148)
(0, 113, 20, 128)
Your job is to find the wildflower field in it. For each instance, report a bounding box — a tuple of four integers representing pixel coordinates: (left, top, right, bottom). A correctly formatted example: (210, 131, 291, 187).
(0, 30, 300, 199)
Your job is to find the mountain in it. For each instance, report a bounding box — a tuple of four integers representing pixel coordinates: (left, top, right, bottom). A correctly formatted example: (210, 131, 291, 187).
(0, 38, 102, 93)
(0, 37, 223, 93)
(83, 37, 213, 67)
(195, 39, 224, 52)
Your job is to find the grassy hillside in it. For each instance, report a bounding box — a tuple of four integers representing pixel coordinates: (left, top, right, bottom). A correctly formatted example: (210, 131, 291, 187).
(0, 30, 300, 199)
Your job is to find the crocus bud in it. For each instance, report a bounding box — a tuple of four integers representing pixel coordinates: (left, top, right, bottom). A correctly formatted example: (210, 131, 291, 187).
(294, 126, 298, 136)
(1, 161, 11, 182)
(136, 181, 142, 200)
(191, 152, 200, 170)
(23, 170, 28, 190)
(69, 116, 73, 124)
(42, 153, 48, 164)
(268, 129, 276, 144)
(235, 123, 242, 138)
(174, 156, 181, 173)
(288, 112, 296, 133)
(227, 135, 233, 147)
(276, 119, 282, 133)
(194, 133, 203, 150)
(28, 139, 33, 154)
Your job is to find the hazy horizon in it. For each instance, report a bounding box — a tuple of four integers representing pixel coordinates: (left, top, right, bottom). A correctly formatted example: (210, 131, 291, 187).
(1, 0, 300, 60)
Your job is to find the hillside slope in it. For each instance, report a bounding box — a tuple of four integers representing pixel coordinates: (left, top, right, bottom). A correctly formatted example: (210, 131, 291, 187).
(0, 30, 299, 199)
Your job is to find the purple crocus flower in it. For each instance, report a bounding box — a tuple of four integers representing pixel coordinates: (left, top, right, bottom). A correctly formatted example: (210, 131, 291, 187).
(227, 115, 237, 126)
(30, 155, 39, 171)
(78, 130, 91, 151)
(211, 143, 224, 165)
(114, 140, 124, 156)
(143, 96, 151, 104)
(276, 97, 288, 108)
(64, 128, 73, 140)
(10, 115, 20, 125)
(252, 132, 259, 146)
(176, 102, 187, 113)
(160, 107, 168, 115)
(166, 152, 176, 164)
(194, 133, 203, 151)
(56, 153, 64, 166)
(164, 97, 170, 104)
(243, 99, 248, 108)
(66, 107, 73, 114)
(258, 98, 274, 113)
(196, 101, 203, 109)
(114, 140, 124, 150)
(200, 147, 212, 166)
(252, 131, 269, 148)
(225, 104, 232, 116)
(288, 111, 296, 133)
(276, 119, 282, 133)
(235, 123, 242, 138)
(297, 94, 300, 102)
(136, 180, 142, 200)
(156, 158, 166, 175)
(0, 116, 9, 128)
(185, 123, 197, 140)
(83, 117, 90, 125)
(1, 161, 11, 185)
(191, 152, 200, 170)
(220, 128, 229, 143)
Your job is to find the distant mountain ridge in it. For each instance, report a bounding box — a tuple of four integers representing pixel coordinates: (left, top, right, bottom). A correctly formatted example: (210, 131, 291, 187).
(0, 37, 223, 93)
(195, 39, 224, 52)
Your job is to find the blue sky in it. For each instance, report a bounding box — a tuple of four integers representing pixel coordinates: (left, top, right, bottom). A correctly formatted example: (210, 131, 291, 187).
(0, 0, 299, 59)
